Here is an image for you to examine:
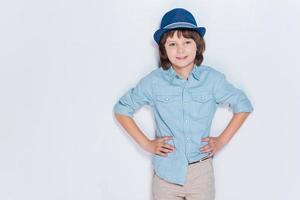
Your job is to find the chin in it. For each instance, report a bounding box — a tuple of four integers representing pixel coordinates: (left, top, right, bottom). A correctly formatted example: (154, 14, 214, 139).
(174, 65, 189, 68)
(172, 61, 194, 69)
(171, 58, 194, 67)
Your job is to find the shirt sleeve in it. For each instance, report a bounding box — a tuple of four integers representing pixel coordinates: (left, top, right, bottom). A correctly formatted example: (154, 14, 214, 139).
(213, 73, 254, 113)
(113, 75, 153, 118)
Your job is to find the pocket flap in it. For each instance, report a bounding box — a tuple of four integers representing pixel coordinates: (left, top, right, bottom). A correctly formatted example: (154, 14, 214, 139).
(156, 95, 178, 102)
(191, 93, 213, 103)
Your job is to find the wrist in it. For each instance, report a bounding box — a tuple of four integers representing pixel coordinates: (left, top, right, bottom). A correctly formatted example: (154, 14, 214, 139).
(140, 137, 151, 150)
(217, 134, 229, 146)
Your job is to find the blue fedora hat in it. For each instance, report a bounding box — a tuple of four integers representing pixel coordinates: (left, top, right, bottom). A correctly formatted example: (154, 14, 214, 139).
(153, 8, 206, 44)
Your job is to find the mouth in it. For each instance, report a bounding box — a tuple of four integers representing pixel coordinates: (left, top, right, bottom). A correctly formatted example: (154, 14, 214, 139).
(176, 56, 188, 60)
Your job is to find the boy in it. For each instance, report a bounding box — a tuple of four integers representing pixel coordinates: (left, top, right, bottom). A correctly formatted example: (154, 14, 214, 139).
(113, 8, 253, 200)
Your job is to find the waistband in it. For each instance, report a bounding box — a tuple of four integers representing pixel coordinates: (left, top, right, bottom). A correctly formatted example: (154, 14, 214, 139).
(188, 156, 213, 165)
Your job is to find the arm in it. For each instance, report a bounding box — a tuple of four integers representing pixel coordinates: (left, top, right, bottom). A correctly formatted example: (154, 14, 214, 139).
(113, 75, 175, 156)
(201, 112, 251, 155)
(114, 113, 150, 150)
(114, 113, 175, 156)
(218, 112, 251, 144)
(201, 72, 254, 156)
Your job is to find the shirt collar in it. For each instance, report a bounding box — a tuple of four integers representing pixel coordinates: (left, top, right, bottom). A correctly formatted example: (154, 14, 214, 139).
(166, 64, 203, 83)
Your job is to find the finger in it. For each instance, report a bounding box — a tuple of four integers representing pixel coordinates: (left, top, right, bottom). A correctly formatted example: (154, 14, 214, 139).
(201, 137, 210, 142)
(160, 144, 175, 151)
(201, 148, 213, 153)
(200, 146, 213, 153)
(158, 149, 169, 156)
(156, 152, 167, 157)
(162, 136, 173, 142)
(162, 144, 175, 150)
(200, 144, 210, 151)
(160, 148, 173, 153)
(155, 147, 168, 156)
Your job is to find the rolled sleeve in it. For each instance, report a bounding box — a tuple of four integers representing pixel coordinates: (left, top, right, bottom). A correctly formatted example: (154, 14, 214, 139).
(213, 73, 254, 113)
(113, 75, 153, 118)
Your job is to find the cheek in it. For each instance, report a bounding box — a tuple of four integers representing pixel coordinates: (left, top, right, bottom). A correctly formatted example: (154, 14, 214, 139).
(188, 47, 197, 57)
(189, 45, 197, 53)
(165, 49, 176, 58)
(192, 50, 197, 57)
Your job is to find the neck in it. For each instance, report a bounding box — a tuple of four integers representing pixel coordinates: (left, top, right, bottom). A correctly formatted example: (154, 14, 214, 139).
(172, 64, 194, 80)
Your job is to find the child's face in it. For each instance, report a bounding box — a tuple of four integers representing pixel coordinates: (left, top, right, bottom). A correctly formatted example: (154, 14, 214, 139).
(164, 30, 197, 70)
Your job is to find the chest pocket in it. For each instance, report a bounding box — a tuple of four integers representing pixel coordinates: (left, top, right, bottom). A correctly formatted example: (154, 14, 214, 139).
(190, 92, 214, 120)
(154, 94, 180, 120)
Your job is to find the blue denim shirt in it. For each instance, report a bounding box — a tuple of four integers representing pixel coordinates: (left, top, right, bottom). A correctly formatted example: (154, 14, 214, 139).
(113, 64, 253, 185)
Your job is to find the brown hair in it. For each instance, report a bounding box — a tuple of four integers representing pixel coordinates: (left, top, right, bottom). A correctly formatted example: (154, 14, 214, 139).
(158, 29, 205, 70)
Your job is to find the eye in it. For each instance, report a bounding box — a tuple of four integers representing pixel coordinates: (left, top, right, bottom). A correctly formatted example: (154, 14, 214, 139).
(185, 41, 191, 44)
(168, 43, 176, 46)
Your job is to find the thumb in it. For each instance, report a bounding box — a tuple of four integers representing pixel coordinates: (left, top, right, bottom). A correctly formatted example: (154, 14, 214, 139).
(163, 136, 173, 141)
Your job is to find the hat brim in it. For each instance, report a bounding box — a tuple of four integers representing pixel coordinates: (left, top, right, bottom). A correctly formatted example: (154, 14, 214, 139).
(153, 27, 206, 44)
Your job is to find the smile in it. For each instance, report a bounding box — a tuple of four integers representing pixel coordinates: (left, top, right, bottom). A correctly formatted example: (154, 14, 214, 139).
(176, 56, 188, 60)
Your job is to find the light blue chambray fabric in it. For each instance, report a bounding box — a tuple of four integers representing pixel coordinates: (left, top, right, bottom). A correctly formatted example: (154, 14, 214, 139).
(113, 64, 253, 185)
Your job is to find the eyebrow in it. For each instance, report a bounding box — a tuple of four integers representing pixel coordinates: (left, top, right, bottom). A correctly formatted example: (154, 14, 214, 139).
(166, 38, 192, 42)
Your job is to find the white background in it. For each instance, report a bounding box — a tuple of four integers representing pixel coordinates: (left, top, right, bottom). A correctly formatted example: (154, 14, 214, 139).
(1, 0, 299, 200)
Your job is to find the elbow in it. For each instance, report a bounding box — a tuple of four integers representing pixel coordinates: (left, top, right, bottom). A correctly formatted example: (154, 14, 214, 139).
(233, 112, 251, 118)
(114, 113, 123, 121)
(114, 112, 132, 121)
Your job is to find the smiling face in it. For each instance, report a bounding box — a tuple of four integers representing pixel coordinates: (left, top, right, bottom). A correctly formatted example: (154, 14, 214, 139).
(164, 30, 197, 71)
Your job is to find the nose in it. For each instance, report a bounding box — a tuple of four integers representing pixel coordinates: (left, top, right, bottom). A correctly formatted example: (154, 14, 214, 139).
(176, 45, 184, 53)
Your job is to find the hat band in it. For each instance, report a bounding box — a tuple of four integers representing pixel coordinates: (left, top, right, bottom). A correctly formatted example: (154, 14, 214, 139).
(163, 22, 197, 29)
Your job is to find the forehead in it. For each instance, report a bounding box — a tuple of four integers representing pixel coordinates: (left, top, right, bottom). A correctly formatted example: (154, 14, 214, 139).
(166, 30, 191, 41)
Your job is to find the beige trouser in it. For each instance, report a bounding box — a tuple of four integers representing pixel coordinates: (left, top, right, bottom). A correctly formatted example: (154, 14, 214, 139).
(152, 158, 215, 200)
